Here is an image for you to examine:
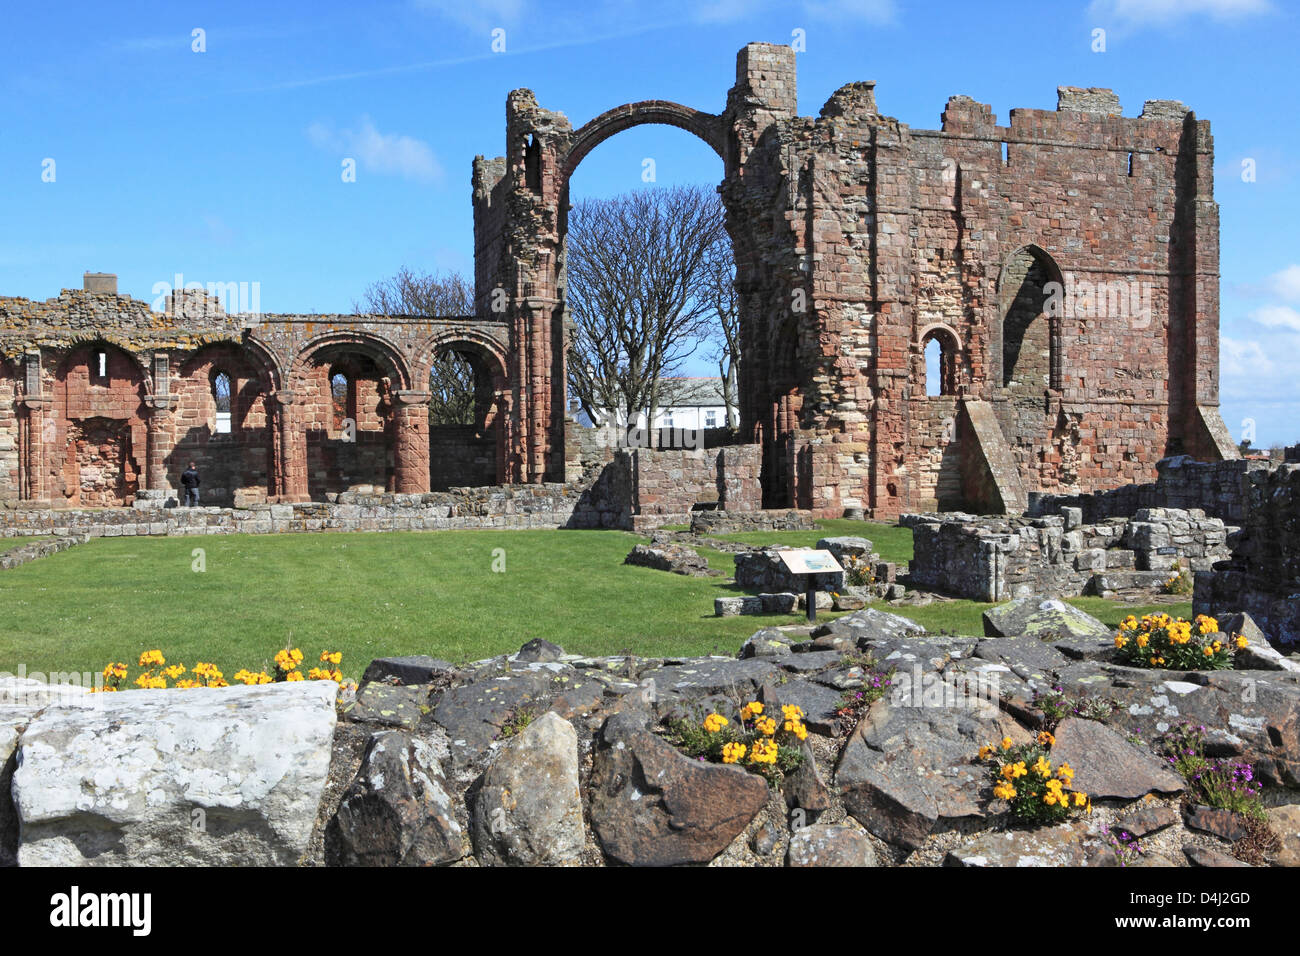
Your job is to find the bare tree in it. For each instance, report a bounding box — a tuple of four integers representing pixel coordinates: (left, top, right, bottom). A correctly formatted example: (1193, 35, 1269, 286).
(354, 268, 479, 426)
(701, 234, 739, 428)
(565, 186, 726, 429)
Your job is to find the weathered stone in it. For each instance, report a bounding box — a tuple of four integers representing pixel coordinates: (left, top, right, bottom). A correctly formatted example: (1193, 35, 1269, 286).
(1051, 718, 1184, 800)
(638, 658, 780, 703)
(624, 542, 714, 577)
(360, 655, 456, 686)
(345, 682, 435, 730)
(982, 595, 1111, 640)
(515, 638, 566, 664)
(1114, 803, 1180, 839)
(780, 741, 831, 814)
(945, 823, 1105, 867)
(751, 821, 781, 856)
(739, 628, 794, 659)
(326, 730, 465, 866)
(470, 712, 584, 866)
(1265, 804, 1300, 867)
(785, 824, 876, 867)
(14, 682, 335, 866)
(1183, 805, 1251, 842)
(425, 668, 561, 764)
(811, 606, 925, 644)
(588, 713, 768, 866)
(836, 701, 1032, 849)
(1184, 845, 1249, 867)
(761, 680, 847, 736)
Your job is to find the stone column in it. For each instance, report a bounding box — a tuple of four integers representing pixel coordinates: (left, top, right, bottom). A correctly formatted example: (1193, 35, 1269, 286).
(271, 390, 307, 501)
(389, 390, 430, 494)
(142, 394, 178, 496)
(17, 396, 51, 504)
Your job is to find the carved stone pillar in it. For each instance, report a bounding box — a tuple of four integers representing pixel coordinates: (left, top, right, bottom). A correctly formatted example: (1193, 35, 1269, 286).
(142, 394, 179, 494)
(389, 390, 430, 494)
(271, 390, 307, 501)
(17, 396, 51, 504)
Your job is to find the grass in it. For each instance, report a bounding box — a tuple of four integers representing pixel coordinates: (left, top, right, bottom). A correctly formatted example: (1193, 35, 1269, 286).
(0, 529, 825, 681)
(0, 522, 1191, 684)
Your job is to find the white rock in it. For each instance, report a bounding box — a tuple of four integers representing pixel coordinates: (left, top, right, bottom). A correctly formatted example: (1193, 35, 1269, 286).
(14, 681, 336, 866)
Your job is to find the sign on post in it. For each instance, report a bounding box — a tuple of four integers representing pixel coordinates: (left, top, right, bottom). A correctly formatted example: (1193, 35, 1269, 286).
(777, 549, 844, 623)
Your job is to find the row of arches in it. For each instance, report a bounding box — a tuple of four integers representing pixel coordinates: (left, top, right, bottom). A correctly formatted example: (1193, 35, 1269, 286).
(2, 332, 511, 508)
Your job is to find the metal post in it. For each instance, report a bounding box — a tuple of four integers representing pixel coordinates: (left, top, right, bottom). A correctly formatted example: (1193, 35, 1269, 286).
(805, 575, 816, 624)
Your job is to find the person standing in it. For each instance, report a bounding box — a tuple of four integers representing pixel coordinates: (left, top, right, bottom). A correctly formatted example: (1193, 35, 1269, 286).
(180, 461, 201, 507)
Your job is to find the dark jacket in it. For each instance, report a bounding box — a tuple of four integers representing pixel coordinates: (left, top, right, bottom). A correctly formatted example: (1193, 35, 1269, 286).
(181, 468, 200, 489)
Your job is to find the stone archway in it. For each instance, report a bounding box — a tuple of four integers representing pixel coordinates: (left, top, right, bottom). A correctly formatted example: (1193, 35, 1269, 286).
(417, 332, 509, 490)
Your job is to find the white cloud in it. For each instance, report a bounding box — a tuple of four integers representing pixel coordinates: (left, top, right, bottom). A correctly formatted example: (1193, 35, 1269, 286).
(1253, 304, 1300, 331)
(1088, 0, 1274, 27)
(1268, 264, 1300, 303)
(411, 0, 525, 33)
(802, 0, 897, 23)
(308, 117, 443, 184)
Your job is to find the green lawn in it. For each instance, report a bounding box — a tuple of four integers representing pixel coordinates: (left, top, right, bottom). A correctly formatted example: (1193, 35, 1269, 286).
(0, 529, 829, 680)
(0, 523, 1188, 683)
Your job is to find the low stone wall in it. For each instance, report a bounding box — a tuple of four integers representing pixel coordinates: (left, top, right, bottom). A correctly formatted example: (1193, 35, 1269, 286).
(1029, 455, 1272, 525)
(0, 533, 89, 570)
(1197, 463, 1300, 644)
(690, 509, 815, 535)
(906, 507, 1232, 602)
(0, 444, 767, 538)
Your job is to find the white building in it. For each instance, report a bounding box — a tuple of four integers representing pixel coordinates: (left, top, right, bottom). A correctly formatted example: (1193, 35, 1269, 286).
(581, 376, 737, 431)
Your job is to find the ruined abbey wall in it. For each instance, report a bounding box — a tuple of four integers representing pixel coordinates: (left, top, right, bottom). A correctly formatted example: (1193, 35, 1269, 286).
(0, 44, 1234, 516)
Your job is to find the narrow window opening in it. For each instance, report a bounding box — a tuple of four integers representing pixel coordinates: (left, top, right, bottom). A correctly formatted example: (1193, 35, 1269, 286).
(330, 370, 351, 432)
(212, 371, 232, 434)
(524, 133, 542, 193)
(1127, 151, 1134, 177)
(1001, 141, 1009, 167)
(95, 349, 108, 380)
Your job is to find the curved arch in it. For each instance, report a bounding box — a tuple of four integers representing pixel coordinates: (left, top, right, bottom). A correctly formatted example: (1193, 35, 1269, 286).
(235, 334, 284, 393)
(997, 244, 1063, 392)
(413, 328, 509, 382)
(53, 337, 153, 390)
(289, 330, 412, 390)
(996, 242, 1064, 294)
(914, 321, 964, 352)
(564, 100, 726, 178)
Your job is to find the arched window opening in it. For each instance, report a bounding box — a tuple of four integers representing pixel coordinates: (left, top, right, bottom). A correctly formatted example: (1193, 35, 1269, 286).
(920, 328, 959, 397)
(429, 350, 480, 427)
(330, 369, 352, 432)
(1000, 247, 1060, 391)
(212, 371, 232, 434)
(524, 133, 542, 193)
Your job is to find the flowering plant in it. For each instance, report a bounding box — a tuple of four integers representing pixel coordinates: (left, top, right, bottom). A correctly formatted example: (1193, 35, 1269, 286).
(975, 734, 1090, 825)
(93, 648, 344, 691)
(666, 700, 807, 784)
(1112, 613, 1242, 670)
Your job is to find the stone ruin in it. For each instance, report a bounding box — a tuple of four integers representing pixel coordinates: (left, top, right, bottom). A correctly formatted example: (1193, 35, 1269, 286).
(1, 42, 1235, 523)
(905, 506, 1230, 603)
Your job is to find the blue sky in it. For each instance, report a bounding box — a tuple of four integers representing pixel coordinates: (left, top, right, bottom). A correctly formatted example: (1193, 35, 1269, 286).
(2, 0, 1296, 446)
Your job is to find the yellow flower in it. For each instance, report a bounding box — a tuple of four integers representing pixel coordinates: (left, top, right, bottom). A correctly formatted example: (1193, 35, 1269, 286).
(286, 671, 304, 682)
(722, 742, 746, 764)
(1000, 736, 1014, 750)
(1114, 635, 1129, 649)
(740, 702, 763, 720)
(1235, 635, 1249, 649)
(1074, 792, 1088, 808)
(1033, 756, 1052, 778)
(756, 717, 777, 737)
(977, 744, 996, 760)
(1037, 731, 1055, 747)
(781, 704, 804, 721)
(138, 649, 165, 668)
(1056, 763, 1074, 782)
(702, 713, 729, 733)
(992, 782, 1017, 800)
(748, 739, 778, 765)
